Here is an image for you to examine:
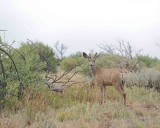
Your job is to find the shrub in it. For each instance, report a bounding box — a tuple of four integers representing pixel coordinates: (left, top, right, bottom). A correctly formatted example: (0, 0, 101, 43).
(60, 52, 91, 76)
(0, 40, 57, 110)
(138, 55, 160, 68)
(125, 69, 160, 92)
(96, 54, 116, 68)
(12, 42, 57, 85)
(61, 57, 78, 70)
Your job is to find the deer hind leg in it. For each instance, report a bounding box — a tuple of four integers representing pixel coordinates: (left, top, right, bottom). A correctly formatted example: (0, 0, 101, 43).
(114, 83, 126, 105)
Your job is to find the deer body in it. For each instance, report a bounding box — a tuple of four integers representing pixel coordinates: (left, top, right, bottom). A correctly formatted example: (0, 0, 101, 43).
(83, 52, 126, 105)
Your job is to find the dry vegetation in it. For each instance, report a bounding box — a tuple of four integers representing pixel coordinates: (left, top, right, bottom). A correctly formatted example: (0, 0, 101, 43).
(0, 40, 160, 128)
(0, 73, 160, 128)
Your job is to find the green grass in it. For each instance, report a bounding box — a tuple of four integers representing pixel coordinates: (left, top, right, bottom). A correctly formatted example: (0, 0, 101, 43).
(0, 85, 160, 128)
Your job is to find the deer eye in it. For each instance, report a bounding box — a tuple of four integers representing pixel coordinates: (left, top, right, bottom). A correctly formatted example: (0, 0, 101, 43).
(88, 59, 91, 61)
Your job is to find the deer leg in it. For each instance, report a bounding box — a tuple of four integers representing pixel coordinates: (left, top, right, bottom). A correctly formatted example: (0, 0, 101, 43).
(102, 85, 106, 103)
(121, 84, 126, 105)
(120, 83, 124, 91)
(100, 86, 103, 104)
(114, 83, 126, 105)
(100, 85, 106, 104)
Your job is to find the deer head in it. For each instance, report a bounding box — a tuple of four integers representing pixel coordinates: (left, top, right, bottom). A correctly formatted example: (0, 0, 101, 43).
(83, 52, 100, 67)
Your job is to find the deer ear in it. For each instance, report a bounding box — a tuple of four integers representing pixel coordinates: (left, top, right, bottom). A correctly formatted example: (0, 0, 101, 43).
(94, 52, 101, 58)
(83, 52, 89, 59)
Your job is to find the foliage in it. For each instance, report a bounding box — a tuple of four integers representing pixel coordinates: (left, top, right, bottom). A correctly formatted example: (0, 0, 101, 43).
(138, 55, 160, 68)
(0, 40, 57, 110)
(96, 53, 116, 68)
(12, 41, 57, 85)
(0, 37, 24, 109)
(61, 57, 79, 70)
(60, 52, 91, 76)
(125, 69, 160, 92)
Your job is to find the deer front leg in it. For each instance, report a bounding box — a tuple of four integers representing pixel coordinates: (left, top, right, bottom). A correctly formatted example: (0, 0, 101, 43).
(100, 85, 106, 104)
(103, 85, 106, 104)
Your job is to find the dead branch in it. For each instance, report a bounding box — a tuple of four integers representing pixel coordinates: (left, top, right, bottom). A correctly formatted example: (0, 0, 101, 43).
(54, 41, 67, 61)
(45, 64, 86, 92)
(44, 64, 86, 93)
(99, 40, 142, 72)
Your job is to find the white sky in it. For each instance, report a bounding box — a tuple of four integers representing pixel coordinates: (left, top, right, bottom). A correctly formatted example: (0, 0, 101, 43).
(0, 0, 160, 58)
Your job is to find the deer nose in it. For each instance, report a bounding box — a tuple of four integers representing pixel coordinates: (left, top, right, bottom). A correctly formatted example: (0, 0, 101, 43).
(89, 63, 93, 66)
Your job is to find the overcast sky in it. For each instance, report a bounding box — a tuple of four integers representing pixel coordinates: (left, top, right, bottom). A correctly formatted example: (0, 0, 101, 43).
(0, 0, 160, 58)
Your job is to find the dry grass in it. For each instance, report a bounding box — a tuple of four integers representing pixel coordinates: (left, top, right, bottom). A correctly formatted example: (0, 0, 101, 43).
(0, 74, 160, 128)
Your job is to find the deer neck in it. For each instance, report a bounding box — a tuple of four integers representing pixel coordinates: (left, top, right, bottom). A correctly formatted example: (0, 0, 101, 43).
(91, 65, 100, 76)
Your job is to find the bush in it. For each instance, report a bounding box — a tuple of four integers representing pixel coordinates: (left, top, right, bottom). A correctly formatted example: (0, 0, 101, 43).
(61, 57, 78, 70)
(138, 55, 160, 68)
(96, 54, 116, 68)
(12, 42, 57, 85)
(0, 40, 57, 110)
(60, 52, 91, 76)
(125, 69, 160, 92)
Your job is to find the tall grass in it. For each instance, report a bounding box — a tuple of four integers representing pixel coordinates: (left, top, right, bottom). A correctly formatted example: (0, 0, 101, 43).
(0, 82, 160, 128)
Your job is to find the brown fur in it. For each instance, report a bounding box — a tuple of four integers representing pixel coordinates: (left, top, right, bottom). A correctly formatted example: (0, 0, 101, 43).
(83, 52, 126, 105)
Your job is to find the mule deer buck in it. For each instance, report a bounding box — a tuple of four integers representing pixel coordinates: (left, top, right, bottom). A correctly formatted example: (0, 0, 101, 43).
(83, 52, 126, 105)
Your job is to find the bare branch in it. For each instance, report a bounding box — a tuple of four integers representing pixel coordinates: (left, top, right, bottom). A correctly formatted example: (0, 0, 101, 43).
(99, 40, 142, 71)
(44, 64, 84, 93)
(54, 41, 67, 61)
